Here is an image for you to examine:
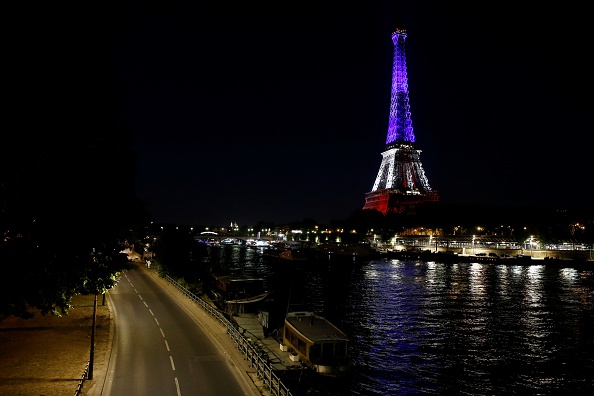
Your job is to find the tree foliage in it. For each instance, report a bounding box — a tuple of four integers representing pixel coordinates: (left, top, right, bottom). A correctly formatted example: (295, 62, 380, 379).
(152, 227, 206, 279)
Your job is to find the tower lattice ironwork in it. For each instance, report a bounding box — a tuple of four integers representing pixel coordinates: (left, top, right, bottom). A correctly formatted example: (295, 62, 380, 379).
(363, 28, 439, 215)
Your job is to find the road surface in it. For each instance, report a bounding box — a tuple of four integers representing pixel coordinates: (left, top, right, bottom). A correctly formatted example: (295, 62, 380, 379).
(102, 266, 257, 396)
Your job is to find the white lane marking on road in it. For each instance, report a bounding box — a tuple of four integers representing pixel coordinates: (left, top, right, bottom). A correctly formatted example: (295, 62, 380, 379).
(154, 317, 160, 326)
(138, 294, 143, 300)
(143, 301, 148, 307)
(149, 309, 154, 316)
(170, 356, 176, 370)
(175, 377, 181, 396)
(160, 328, 165, 338)
(165, 340, 170, 351)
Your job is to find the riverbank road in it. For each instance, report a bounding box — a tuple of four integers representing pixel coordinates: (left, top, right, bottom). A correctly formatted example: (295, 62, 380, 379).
(86, 260, 266, 396)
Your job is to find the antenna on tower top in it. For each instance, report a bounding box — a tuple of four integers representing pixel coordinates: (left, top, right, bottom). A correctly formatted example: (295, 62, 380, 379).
(393, 5, 405, 31)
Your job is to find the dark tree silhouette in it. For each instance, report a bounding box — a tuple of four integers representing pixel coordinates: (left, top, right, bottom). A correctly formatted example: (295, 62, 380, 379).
(152, 227, 202, 278)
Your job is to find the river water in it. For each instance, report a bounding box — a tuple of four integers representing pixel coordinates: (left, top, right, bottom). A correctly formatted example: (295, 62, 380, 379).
(198, 245, 594, 395)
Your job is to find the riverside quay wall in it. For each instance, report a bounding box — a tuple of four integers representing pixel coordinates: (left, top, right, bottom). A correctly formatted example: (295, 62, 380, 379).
(383, 249, 592, 268)
(385, 235, 591, 262)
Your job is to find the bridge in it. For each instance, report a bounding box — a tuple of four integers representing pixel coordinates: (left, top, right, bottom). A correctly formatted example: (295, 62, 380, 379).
(194, 232, 274, 243)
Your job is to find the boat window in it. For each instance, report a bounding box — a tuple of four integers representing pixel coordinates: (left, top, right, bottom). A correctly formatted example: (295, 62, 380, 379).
(297, 338, 307, 355)
(321, 340, 347, 359)
(309, 344, 321, 360)
(285, 329, 297, 348)
(335, 341, 347, 358)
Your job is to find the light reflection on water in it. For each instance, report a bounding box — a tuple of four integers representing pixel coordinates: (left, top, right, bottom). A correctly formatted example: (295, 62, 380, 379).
(341, 259, 594, 395)
(201, 246, 594, 395)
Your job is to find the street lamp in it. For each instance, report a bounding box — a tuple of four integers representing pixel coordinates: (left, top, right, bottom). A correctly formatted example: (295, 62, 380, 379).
(88, 250, 98, 380)
(88, 293, 98, 380)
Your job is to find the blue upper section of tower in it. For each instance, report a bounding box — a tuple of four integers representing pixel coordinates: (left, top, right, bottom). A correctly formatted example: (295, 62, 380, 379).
(385, 28, 415, 145)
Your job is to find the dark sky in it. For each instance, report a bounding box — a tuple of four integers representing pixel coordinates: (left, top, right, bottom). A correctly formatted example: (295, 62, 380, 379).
(120, 2, 593, 226)
(19, 2, 593, 226)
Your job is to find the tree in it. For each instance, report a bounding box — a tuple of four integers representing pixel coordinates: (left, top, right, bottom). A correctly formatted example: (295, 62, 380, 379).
(152, 227, 206, 279)
(342, 209, 387, 242)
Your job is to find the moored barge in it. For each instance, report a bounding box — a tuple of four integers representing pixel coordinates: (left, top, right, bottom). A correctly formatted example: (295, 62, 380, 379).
(282, 311, 350, 376)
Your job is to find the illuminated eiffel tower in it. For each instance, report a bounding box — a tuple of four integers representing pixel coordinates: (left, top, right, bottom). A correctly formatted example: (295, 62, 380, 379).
(363, 28, 439, 215)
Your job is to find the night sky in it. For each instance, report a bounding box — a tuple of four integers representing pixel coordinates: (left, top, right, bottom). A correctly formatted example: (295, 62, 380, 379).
(16, 3, 593, 226)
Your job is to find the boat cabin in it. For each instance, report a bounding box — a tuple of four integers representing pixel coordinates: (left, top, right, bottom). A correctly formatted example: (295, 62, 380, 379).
(282, 311, 349, 375)
(209, 274, 268, 315)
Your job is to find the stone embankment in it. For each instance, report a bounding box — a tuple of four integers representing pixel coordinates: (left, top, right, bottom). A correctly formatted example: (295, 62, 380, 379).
(382, 249, 592, 268)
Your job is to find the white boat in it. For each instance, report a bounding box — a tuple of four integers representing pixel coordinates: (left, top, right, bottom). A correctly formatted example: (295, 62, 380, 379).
(282, 311, 350, 375)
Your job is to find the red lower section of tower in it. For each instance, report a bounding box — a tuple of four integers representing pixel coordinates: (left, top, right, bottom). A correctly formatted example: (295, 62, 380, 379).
(363, 189, 439, 215)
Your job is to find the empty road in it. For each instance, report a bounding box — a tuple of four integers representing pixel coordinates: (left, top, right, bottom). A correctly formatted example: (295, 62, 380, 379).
(102, 266, 258, 396)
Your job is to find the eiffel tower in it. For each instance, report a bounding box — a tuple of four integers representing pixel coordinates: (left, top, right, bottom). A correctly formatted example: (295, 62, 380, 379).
(363, 28, 439, 215)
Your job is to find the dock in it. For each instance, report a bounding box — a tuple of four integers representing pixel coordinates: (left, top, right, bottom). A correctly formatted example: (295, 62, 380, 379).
(232, 313, 304, 372)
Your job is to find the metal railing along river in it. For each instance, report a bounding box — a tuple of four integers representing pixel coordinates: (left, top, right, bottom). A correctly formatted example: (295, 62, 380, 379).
(164, 274, 293, 396)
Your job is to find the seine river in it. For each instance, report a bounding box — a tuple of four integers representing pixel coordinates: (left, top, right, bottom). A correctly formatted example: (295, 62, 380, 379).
(199, 245, 594, 395)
